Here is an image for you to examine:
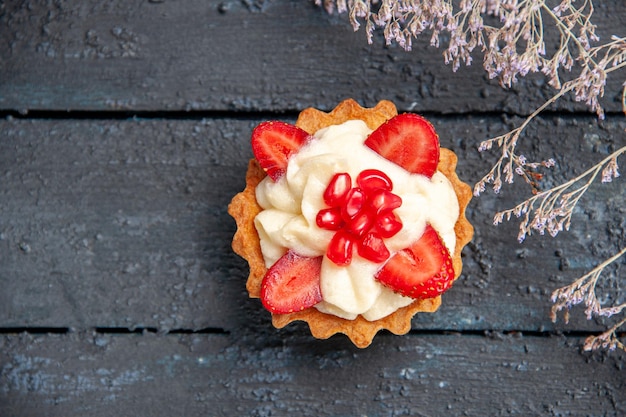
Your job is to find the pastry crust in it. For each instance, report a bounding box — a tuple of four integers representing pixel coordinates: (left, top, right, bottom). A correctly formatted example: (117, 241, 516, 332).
(228, 99, 473, 348)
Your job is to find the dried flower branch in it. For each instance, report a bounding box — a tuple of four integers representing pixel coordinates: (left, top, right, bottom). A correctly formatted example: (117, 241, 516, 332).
(318, 0, 626, 351)
(583, 317, 626, 352)
(493, 145, 626, 242)
(474, 38, 626, 196)
(551, 246, 626, 351)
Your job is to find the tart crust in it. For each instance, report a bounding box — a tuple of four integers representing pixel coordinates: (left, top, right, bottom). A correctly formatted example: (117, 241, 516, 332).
(228, 99, 473, 348)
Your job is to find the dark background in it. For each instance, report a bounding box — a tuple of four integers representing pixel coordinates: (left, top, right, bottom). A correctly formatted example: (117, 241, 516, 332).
(1, 1, 625, 415)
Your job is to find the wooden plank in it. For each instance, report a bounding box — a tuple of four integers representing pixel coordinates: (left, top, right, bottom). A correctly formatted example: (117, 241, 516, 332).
(1, 115, 623, 332)
(0, 117, 255, 331)
(1, 1, 624, 114)
(0, 332, 624, 416)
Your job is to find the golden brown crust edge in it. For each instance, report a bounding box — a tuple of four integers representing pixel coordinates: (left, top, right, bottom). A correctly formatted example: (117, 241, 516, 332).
(227, 99, 474, 348)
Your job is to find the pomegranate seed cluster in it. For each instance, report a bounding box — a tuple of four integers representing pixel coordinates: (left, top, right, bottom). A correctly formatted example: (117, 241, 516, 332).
(316, 169, 403, 266)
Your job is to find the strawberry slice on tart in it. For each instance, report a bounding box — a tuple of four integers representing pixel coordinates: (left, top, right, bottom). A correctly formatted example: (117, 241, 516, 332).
(260, 250, 323, 314)
(365, 113, 440, 178)
(251, 121, 311, 181)
(375, 224, 455, 299)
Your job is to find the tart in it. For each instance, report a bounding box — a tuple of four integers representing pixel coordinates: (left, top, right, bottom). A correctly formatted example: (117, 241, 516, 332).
(228, 99, 473, 347)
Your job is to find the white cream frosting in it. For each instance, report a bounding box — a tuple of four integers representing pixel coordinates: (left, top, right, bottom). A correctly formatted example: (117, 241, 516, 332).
(254, 120, 459, 321)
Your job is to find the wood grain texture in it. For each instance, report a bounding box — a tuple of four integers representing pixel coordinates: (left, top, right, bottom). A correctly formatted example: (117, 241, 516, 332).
(0, 0, 624, 114)
(1, 332, 624, 417)
(2, 3, 625, 415)
(1, 115, 624, 335)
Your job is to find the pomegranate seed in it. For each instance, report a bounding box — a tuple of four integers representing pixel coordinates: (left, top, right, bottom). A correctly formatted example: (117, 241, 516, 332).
(357, 169, 392, 193)
(376, 212, 403, 238)
(346, 208, 376, 237)
(342, 188, 365, 220)
(369, 189, 402, 214)
(318, 169, 404, 266)
(323, 172, 351, 206)
(316, 207, 344, 230)
(327, 231, 354, 266)
(358, 232, 390, 263)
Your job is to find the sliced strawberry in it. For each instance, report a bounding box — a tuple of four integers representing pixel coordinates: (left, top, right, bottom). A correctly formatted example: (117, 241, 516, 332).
(364, 113, 440, 178)
(375, 224, 455, 299)
(260, 250, 323, 314)
(251, 121, 311, 181)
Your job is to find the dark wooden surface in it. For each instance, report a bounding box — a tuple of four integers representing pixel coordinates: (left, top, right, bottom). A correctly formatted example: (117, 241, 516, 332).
(1, 1, 625, 416)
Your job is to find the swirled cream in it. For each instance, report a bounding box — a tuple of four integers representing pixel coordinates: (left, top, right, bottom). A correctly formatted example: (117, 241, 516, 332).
(254, 120, 459, 321)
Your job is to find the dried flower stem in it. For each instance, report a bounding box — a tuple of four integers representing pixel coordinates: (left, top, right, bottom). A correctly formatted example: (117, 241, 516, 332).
(473, 84, 569, 196)
(584, 317, 626, 352)
(493, 145, 626, 242)
(475, 55, 626, 198)
(551, 246, 626, 351)
(552, 245, 626, 320)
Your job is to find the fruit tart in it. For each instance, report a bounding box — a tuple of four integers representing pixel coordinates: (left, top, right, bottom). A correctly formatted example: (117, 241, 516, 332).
(228, 99, 473, 348)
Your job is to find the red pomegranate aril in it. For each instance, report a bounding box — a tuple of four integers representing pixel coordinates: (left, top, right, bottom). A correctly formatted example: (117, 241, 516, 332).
(342, 188, 365, 220)
(316, 207, 344, 230)
(356, 169, 393, 193)
(327, 231, 355, 266)
(369, 189, 403, 214)
(323, 172, 352, 206)
(346, 208, 376, 237)
(358, 232, 390, 263)
(376, 212, 403, 238)
(318, 168, 405, 267)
